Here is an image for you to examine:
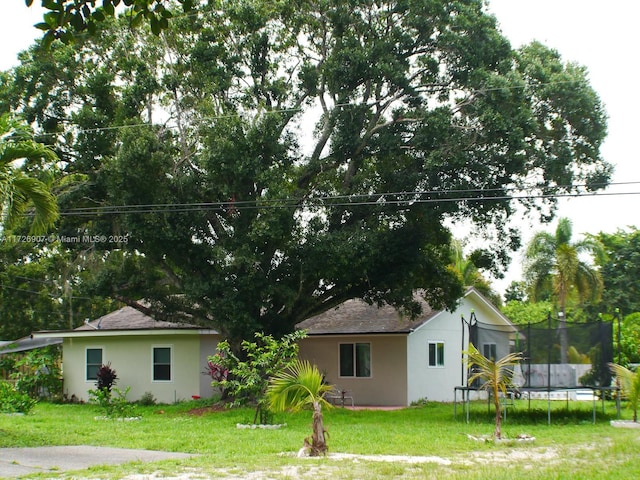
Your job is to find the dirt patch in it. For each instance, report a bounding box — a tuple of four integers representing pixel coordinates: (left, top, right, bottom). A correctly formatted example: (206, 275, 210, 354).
(121, 443, 605, 479)
(185, 403, 227, 416)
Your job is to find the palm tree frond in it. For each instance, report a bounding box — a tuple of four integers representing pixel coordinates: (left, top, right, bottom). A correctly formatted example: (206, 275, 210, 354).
(5, 175, 59, 234)
(0, 114, 59, 234)
(609, 363, 640, 421)
(0, 141, 58, 166)
(267, 360, 333, 413)
(465, 344, 523, 391)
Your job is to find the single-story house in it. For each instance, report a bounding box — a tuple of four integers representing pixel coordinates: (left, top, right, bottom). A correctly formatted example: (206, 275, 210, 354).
(296, 287, 517, 406)
(31, 306, 221, 404)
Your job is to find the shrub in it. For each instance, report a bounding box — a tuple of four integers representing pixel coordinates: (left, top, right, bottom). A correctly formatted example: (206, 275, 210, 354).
(9, 346, 62, 400)
(89, 385, 135, 419)
(138, 391, 157, 406)
(209, 330, 307, 424)
(0, 381, 36, 414)
(88, 363, 136, 419)
(96, 363, 118, 392)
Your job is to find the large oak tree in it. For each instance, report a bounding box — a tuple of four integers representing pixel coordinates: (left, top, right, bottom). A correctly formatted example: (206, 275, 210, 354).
(6, 1, 611, 341)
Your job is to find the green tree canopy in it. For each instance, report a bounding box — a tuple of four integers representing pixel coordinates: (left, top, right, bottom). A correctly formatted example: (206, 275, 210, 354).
(0, 237, 119, 340)
(5, 1, 611, 342)
(615, 312, 640, 366)
(30, 0, 193, 45)
(448, 239, 501, 306)
(595, 228, 640, 316)
(501, 299, 553, 325)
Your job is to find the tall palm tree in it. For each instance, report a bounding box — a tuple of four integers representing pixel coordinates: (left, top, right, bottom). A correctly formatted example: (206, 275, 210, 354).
(0, 114, 59, 234)
(267, 360, 334, 456)
(524, 217, 604, 362)
(464, 343, 523, 439)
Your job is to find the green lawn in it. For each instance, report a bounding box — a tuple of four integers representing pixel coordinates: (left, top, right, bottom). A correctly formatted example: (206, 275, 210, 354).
(1, 398, 638, 479)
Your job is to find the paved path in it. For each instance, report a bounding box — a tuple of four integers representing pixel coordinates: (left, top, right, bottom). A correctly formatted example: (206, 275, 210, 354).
(0, 446, 195, 478)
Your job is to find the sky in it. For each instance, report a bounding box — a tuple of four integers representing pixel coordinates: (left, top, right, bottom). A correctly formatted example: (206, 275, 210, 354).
(1, 1, 639, 294)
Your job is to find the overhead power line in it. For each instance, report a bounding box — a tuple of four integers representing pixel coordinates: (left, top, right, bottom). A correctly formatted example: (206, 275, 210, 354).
(0, 283, 92, 300)
(52, 181, 640, 217)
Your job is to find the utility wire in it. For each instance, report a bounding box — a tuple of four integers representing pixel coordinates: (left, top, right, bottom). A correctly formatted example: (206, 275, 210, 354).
(0, 283, 92, 300)
(53, 181, 640, 217)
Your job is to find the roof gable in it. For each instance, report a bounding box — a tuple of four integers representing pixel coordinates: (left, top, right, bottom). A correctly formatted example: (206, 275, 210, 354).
(296, 288, 514, 336)
(296, 295, 439, 335)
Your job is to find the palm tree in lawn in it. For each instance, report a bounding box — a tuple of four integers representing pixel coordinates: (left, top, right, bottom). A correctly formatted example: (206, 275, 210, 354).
(524, 217, 604, 363)
(464, 343, 523, 440)
(609, 363, 640, 422)
(0, 114, 59, 234)
(267, 360, 334, 456)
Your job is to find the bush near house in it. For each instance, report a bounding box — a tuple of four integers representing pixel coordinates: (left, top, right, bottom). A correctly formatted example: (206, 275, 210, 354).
(9, 347, 62, 400)
(209, 330, 307, 425)
(0, 381, 36, 414)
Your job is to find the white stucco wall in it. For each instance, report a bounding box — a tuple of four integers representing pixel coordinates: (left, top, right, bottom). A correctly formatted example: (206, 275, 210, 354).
(407, 308, 465, 403)
(407, 291, 515, 403)
(61, 332, 220, 404)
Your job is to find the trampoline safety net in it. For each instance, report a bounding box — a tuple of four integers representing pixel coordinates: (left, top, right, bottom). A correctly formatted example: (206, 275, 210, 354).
(467, 315, 613, 389)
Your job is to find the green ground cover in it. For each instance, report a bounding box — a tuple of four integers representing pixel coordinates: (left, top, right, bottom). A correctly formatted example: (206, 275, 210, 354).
(0, 399, 638, 479)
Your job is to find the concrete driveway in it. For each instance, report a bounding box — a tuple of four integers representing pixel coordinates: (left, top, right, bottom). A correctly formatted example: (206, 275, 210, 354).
(0, 446, 196, 478)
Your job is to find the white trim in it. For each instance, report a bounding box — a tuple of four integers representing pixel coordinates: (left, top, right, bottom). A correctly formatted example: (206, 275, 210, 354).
(463, 288, 517, 328)
(412, 288, 518, 334)
(32, 329, 218, 339)
(151, 345, 173, 383)
(85, 346, 104, 382)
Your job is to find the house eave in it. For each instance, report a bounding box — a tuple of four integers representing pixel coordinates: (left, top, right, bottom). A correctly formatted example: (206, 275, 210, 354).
(303, 331, 412, 337)
(31, 328, 219, 339)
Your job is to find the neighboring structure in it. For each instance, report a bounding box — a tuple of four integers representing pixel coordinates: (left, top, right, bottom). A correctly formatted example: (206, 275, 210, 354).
(296, 288, 517, 406)
(0, 336, 63, 382)
(0, 336, 62, 355)
(31, 307, 220, 404)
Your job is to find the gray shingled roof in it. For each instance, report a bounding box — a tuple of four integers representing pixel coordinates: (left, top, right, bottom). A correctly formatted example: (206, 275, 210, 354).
(296, 297, 439, 335)
(75, 306, 201, 331)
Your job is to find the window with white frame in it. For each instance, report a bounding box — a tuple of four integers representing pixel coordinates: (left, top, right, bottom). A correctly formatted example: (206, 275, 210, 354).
(153, 346, 172, 381)
(86, 348, 103, 381)
(428, 341, 445, 367)
(339, 343, 371, 377)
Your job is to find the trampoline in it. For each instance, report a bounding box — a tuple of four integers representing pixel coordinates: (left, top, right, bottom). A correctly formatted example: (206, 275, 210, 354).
(455, 311, 618, 424)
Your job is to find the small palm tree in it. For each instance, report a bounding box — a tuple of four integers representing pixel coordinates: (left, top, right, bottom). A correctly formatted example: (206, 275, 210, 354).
(464, 343, 523, 439)
(0, 114, 59, 233)
(267, 360, 334, 456)
(609, 363, 640, 422)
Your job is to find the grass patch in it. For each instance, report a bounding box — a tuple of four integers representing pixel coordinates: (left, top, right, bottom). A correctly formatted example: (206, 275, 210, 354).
(1, 399, 639, 479)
